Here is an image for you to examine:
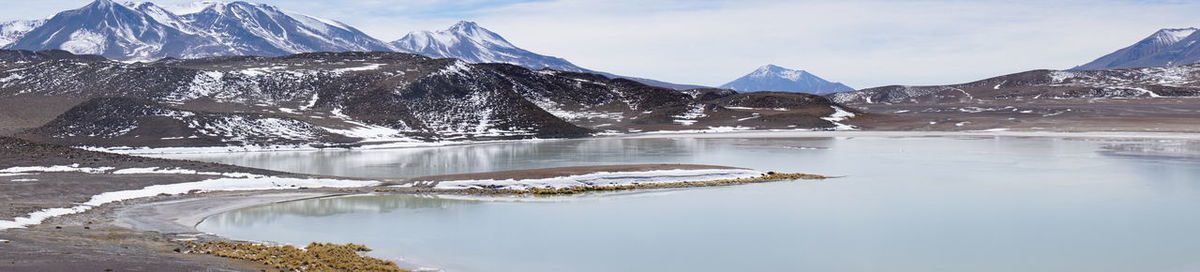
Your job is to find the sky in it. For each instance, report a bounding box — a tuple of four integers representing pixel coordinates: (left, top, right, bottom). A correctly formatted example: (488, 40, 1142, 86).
(3, 0, 1200, 88)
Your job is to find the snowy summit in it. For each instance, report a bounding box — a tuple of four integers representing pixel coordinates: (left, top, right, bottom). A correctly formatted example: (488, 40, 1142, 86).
(391, 21, 588, 73)
(719, 64, 854, 95)
(1073, 27, 1200, 70)
(0, 0, 390, 61)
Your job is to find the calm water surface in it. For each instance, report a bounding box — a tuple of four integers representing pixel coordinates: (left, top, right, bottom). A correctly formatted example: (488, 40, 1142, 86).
(177, 136, 1200, 272)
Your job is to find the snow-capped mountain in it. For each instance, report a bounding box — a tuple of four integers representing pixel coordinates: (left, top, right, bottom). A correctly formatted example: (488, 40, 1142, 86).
(0, 20, 44, 47)
(392, 21, 708, 90)
(5, 0, 225, 61)
(1073, 28, 1200, 70)
(3, 2, 703, 89)
(720, 65, 854, 95)
(3, 0, 390, 61)
(392, 21, 582, 73)
(161, 1, 392, 56)
(0, 50, 851, 147)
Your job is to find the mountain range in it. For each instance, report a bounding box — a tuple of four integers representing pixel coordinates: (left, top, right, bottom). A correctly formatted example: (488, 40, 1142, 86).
(389, 21, 708, 90)
(0, 49, 853, 147)
(3, 0, 391, 61)
(720, 64, 854, 94)
(0, 0, 706, 89)
(1074, 28, 1200, 70)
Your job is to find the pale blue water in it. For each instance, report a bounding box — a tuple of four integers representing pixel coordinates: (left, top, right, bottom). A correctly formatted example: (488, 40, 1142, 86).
(183, 136, 1200, 272)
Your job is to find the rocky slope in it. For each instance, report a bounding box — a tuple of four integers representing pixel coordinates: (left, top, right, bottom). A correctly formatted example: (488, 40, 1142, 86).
(0, 50, 852, 147)
(720, 64, 853, 94)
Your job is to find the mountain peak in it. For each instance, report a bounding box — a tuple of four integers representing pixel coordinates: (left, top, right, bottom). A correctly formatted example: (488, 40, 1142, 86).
(6, 0, 391, 60)
(395, 21, 516, 53)
(84, 0, 132, 12)
(89, 0, 117, 8)
(161, 1, 259, 15)
(450, 21, 481, 30)
(1146, 28, 1197, 46)
(759, 64, 785, 70)
(1074, 27, 1200, 70)
(721, 65, 852, 94)
(751, 64, 811, 80)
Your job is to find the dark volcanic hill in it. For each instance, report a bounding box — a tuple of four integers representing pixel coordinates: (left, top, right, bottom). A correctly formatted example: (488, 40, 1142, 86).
(826, 65, 1200, 132)
(828, 66, 1200, 105)
(0, 50, 852, 147)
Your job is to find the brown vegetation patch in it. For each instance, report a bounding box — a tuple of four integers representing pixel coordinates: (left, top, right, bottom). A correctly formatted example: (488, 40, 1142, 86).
(183, 240, 407, 272)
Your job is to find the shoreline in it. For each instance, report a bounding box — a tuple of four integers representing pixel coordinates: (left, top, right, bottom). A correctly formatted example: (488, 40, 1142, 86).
(616, 129, 1200, 140)
(114, 191, 347, 234)
(89, 129, 1200, 155)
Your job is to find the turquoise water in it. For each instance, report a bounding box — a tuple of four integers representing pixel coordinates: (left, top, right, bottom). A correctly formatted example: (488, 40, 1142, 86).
(187, 136, 1200, 272)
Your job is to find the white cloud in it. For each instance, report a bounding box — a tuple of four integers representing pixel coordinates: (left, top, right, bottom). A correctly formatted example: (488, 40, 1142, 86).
(4, 0, 1200, 88)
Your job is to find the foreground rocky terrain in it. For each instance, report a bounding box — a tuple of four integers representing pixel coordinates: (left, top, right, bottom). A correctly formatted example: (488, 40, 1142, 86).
(0, 136, 282, 270)
(0, 49, 852, 148)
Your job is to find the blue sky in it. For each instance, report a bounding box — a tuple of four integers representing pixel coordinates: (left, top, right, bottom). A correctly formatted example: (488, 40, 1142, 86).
(4, 0, 1200, 88)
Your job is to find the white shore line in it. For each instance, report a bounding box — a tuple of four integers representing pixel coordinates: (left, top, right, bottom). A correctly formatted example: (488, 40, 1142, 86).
(617, 130, 1200, 140)
(114, 192, 343, 234)
(85, 138, 561, 155)
(82, 130, 1200, 155)
(0, 176, 378, 230)
(421, 169, 766, 190)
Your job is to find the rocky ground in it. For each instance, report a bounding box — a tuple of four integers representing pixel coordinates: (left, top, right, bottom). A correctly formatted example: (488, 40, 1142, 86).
(0, 137, 292, 271)
(843, 98, 1200, 132)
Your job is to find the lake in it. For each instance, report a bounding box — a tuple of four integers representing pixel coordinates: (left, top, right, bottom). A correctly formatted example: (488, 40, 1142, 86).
(170, 136, 1200, 272)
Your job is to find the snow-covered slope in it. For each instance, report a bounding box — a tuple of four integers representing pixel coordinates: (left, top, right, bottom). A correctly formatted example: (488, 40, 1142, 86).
(4, 2, 703, 89)
(720, 65, 854, 95)
(165, 1, 393, 56)
(392, 21, 581, 73)
(0, 20, 44, 47)
(1074, 28, 1200, 70)
(392, 21, 708, 90)
(3, 0, 390, 61)
(5, 0, 225, 61)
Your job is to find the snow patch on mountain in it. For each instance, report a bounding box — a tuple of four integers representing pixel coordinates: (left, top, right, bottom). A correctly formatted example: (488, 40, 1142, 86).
(820, 106, 857, 130)
(59, 30, 107, 55)
(0, 20, 44, 47)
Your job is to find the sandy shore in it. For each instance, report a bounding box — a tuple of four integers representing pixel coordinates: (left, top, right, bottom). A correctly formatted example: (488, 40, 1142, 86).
(114, 191, 344, 234)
